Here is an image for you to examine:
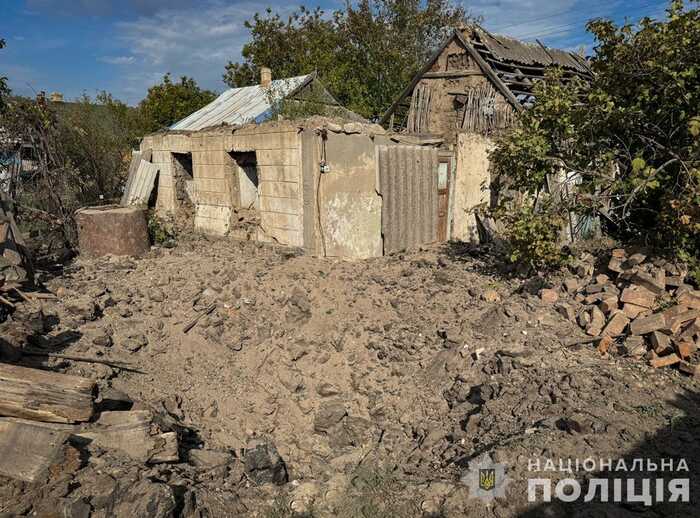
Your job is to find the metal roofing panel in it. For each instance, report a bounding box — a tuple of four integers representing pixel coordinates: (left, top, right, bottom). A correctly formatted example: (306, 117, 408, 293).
(377, 144, 438, 253)
(171, 74, 312, 131)
(123, 160, 159, 206)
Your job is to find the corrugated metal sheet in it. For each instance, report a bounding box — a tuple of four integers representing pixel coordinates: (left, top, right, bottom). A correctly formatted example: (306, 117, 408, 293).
(171, 74, 313, 131)
(377, 145, 438, 254)
(123, 160, 159, 206)
(475, 28, 590, 74)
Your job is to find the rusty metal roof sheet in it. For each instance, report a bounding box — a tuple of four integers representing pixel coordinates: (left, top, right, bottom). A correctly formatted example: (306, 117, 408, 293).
(474, 28, 590, 74)
(170, 74, 313, 131)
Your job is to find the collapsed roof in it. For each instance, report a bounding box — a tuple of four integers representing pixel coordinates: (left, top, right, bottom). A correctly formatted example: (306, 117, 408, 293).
(466, 26, 592, 104)
(380, 26, 592, 129)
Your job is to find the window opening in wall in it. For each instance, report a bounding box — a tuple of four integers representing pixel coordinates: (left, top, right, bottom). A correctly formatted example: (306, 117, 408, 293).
(229, 151, 259, 210)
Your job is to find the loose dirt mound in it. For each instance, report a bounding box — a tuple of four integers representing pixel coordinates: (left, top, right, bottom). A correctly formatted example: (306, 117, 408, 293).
(1, 236, 698, 516)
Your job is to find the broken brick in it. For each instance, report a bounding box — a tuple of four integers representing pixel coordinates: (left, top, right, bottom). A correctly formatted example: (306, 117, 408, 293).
(649, 353, 681, 368)
(623, 336, 646, 357)
(622, 303, 648, 319)
(665, 276, 685, 288)
(620, 286, 656, 308)
(630, 312, 666, 335)
(597, 335, 613, 354)
(599, 297, 618, 314)
(608, 257, 624, 274)
(631, 271, 665, 295)
(677, 291, 700, 310)
(649, 331, 673, 355)
(626, 253, 647, 266)
(611, 249, 627, 259)
(674, 339, 697, 359)
(602, 312, 629, 337)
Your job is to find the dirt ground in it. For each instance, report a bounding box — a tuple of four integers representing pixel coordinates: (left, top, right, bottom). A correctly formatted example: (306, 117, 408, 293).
(1, 235, 698, 517)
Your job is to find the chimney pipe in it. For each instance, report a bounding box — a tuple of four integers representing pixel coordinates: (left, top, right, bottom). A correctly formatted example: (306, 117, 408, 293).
(260, 67, 272, 87)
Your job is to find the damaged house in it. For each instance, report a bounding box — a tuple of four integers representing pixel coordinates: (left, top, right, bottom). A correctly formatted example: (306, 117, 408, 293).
(131, 69, 450, 259)
(381, 25, 592, 241)
(129, 30, 590, 258)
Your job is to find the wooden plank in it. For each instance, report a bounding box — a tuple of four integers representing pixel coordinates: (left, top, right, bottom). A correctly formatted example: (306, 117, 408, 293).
(422, 70, 483, 78)
(0, 420, 69, 482)
(454, 31, 524, 113)
(0, 363, 95, 423)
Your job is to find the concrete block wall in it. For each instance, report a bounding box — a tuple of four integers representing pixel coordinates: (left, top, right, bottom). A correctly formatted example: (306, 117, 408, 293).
(189, 133, 231, 235)
(225, 126, 303, 247)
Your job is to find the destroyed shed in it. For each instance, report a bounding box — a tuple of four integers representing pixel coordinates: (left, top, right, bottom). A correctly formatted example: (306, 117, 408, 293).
(380, 26, 592, 241)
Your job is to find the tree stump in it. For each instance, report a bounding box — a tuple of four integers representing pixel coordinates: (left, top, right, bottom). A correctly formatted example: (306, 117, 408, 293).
(75, 205, 150, 258)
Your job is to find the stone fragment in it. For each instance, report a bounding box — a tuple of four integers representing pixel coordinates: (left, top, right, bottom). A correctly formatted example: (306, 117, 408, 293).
(626, 253, 647, 266)
(481, 290, 501, 303)
(665, 276, 685, 288)
(562, 278, 579, 294)
(608, 257, 623, 274)
(189, 449, 234, 468)
(679, 361, 700, 378)
(556, 303, 576, 321)
(611, 249, 626, 259)
(623, 336, 646, 357)
(314, 401, 347, 433)
(539, 288, 559, 304)
(243, 440, 288, 485)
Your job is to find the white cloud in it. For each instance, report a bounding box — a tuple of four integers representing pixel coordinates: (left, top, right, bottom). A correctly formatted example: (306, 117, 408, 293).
(99, 55, 136, 65)
(468, 0, 615, 45)
(113, 1, 274, 103)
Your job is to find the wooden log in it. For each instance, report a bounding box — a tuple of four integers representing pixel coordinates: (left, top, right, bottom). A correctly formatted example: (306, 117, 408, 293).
(0, 363, 95, 423)
(0, 419, 70, 482)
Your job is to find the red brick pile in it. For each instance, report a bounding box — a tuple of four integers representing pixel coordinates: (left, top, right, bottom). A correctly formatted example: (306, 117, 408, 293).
(544, 250, 700, 377)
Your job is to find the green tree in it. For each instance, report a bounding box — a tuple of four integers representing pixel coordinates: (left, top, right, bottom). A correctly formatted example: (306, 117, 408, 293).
(0, 38, 9, 112)
(490, 0, 700, 273)
(138, 74, 217, 133)
(223, 0, 469, 119)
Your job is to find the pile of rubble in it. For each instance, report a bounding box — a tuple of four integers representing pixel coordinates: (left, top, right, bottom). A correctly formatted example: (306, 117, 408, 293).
(545, 249, 700, 376)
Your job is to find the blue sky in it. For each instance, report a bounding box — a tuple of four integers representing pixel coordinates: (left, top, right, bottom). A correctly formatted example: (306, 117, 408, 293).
(0, 0, 670, 105)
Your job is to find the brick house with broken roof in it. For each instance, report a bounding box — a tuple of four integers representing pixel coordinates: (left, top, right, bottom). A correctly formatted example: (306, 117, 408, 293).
(380, 26, 592, 242)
